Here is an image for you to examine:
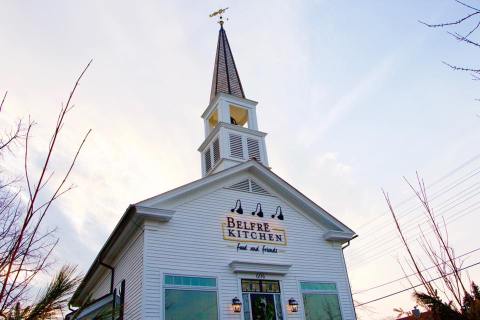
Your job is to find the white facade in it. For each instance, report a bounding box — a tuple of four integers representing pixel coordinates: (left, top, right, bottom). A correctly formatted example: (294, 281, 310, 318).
(71, 162, 357, 320)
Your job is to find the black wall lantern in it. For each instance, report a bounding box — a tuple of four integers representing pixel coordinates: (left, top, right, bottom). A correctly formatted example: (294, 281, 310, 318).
(271, 206, 284, 220)
(231, 200, 243, 214)
(288, 297, 299, 312)
(251, 203, 264, 217)
(232, 296, 242, 313)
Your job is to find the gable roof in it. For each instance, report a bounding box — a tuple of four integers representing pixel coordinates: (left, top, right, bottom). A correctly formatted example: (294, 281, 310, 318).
(137, 160, 355, 234)
(70, 160, 356, 306)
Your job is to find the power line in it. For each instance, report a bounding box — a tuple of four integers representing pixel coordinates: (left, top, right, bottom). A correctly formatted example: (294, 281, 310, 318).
(347, 197, 480, 266)
(349, 184, 480, 260)
(354, 154, 480, 232)
(347, 202, 480, 267)
(352, 246, 480, 295)
(346, 203, 480, 267)
(355, 260, 480, 307)
(352, 168, 480, 256)
(355, 163, 480, 240)
(349, 196, 480, 264)
(349, 171, 480, 262)
(348, 173, 480, 259)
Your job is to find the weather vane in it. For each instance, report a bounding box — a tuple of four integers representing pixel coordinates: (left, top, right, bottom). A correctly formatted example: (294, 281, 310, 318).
(209, 7, 229, 26)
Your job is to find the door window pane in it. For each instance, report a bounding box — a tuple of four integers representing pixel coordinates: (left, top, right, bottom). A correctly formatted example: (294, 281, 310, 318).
(273, 294, 283, 319)
(250, 294, 277, 320)
(242, 294, 251, 320)
(165, 289, 218, 320)
(303, 293, 342, 320)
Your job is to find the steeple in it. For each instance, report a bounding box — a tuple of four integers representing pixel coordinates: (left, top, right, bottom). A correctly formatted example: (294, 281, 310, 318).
(210, 24, 245, 103)
(199, 16, 269, 177)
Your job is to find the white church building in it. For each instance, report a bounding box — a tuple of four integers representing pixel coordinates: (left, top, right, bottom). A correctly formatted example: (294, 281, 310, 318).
(69, 19, 358, 320)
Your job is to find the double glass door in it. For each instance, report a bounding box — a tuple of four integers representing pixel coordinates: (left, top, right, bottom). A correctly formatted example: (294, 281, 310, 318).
(241, 279, 283, 320)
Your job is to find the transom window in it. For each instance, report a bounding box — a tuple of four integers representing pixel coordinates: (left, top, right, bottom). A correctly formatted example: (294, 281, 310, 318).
(164, 275, 218, 320)
(301, 282, 342, 320)
(241, 279, 281, 293)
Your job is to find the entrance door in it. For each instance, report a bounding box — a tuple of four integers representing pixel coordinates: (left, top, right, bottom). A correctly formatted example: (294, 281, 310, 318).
(250, 293, 277, 320)
(241, 279, 283, 320)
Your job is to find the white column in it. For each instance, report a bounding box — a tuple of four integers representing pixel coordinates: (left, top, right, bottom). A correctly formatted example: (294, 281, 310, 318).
(204, 118, 210, 137)
(218, 100, 230, 124)
(247, 108, 258, 130)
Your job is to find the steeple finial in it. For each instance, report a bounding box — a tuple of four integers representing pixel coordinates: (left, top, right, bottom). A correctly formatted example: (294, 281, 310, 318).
(209, 7, 229, 27)
(209, 9, 245, 103)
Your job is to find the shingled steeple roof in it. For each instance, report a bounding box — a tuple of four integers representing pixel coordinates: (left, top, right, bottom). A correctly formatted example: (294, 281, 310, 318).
(210, 24, 245, 103)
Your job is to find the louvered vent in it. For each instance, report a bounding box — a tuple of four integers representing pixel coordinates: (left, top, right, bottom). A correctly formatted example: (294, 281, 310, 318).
(228, 179, 250, 192)
(226, 179, 272, 196)
(250, 180, 271, 196)
(247, 138, 261, 162)
(204, 149, 212, 173)
(229, 134, 244, 159)
(213, 138, 220, 164)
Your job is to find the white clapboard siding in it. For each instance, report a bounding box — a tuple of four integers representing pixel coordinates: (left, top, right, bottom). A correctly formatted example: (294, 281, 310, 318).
(142, 180, 355, 320)
(89, 230, 144, 319)
(91, 273, 111, 301)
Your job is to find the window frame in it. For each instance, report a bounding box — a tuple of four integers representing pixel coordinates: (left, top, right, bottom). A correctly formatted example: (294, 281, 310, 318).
(162, 273, 220, 320)
(237, 277, 286, 320)
(299, 280, 344, 320)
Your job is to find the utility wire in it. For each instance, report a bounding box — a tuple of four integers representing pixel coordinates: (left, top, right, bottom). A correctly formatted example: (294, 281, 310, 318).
(353, 168, 480, 254)
(349, 193, 480, 263)
(355, 260, 480, 307)
(355, 154, 480, 231)
(350, 185, 480, 260)
(352, 246, 480, 295)
(349, 174, 480, 258)
(348, 196, 480, 265)
(349, 173, 480, 262)
(347, 203, 480, 267)
(348, 202, 480, 266)
(355, 163, 480, 243)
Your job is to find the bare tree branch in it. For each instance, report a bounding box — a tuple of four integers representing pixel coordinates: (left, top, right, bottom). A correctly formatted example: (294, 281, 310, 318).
(0, 59, 93, 317)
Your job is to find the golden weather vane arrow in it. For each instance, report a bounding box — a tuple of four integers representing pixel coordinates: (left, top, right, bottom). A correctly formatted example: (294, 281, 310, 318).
(209, 7, 229, 26)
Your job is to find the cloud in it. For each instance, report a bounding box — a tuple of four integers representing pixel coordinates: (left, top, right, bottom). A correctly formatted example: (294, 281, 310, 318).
(299, 53, 396, 146)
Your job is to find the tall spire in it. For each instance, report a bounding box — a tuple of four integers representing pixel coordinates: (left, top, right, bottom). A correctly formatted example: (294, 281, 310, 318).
(210, 23, 245, 103)
(200, 11, 268, 177)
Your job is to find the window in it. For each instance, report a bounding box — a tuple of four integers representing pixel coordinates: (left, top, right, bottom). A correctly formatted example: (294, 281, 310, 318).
(164, 275, 218, 320)
(208, 110, 218, 131)
(229, 105, 248, 127)
(301, 282, 342, 320)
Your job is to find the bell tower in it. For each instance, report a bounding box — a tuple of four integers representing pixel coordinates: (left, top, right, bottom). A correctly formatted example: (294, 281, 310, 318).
(199, 14, 269, 177)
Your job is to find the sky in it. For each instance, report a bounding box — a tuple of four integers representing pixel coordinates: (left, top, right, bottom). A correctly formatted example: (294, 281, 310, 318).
(1, 0, 480, 319)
